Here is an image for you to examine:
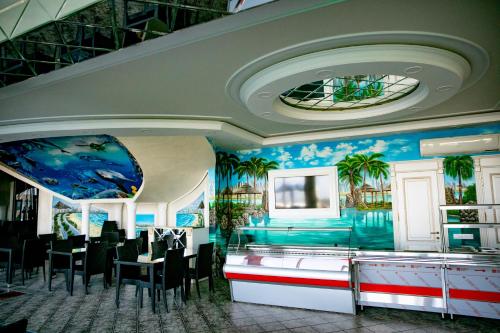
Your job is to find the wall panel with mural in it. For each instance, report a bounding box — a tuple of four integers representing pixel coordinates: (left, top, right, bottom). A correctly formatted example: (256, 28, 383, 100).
(211, 123, 499, 252)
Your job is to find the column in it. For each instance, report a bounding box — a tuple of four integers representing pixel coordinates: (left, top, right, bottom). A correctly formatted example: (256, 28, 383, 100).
(157, 202, 168, 227)
(112, 203, 123, 229)
(81, 202, 91, 240)
(126, 201, 137, 239)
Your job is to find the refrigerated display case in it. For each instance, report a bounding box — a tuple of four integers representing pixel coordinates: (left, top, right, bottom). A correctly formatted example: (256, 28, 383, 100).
(223, 226, 356, 313)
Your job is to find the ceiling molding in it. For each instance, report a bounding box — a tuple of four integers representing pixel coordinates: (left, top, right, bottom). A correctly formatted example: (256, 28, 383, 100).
(0, 112, 497, 149)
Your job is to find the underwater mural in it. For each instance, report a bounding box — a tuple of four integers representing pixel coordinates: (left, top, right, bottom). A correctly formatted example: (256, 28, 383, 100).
(0, 135, 143, 200)
(211, 123, 500, 252)
(52, 197, 108, 239)
(176, 192, 205, 228)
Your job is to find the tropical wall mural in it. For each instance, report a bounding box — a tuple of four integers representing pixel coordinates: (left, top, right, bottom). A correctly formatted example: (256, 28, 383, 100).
(210, 123, 500, 252)
(52, 197, 108, 239)
(0, 135, 143, 200)
(176, 192, 205, 228)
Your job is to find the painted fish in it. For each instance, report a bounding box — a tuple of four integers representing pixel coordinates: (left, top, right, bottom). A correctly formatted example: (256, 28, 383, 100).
(92, 189, 129, 199)
(31, 139, 70, 154)
(76, 141, 112, 151)
(78, 155, 121, 166)
(43, 177, 59, 185)
(95, 169, 134, 182)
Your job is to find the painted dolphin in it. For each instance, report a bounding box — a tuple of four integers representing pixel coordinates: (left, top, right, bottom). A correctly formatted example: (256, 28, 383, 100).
(95, 169, 134, 182)
(43, 177, 59, 185)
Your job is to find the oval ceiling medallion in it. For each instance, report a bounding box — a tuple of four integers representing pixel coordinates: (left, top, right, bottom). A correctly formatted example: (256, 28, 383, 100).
(236, 44, 471, 124)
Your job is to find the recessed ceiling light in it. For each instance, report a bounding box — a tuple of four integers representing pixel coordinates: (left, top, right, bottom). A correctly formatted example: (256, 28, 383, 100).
(316, 70, 333, 78)
(404, 66, 423, 75)
(257, 92, 272, 99)
(141, 129, 150, 133)
(261, 112, 271, 117)
(436, 85, 453, 92)
(408, 106, 423, 111)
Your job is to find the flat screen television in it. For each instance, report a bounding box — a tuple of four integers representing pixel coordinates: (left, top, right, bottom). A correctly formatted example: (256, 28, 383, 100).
(268, 167, 340, 219)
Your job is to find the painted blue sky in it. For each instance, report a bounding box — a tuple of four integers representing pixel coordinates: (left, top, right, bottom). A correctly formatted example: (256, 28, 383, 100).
(224, 123, 499, 191)
(0, 135, 143, 200)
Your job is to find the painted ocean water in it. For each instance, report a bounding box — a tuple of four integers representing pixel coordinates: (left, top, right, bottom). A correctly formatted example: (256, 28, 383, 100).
(176, 213, 196, 227)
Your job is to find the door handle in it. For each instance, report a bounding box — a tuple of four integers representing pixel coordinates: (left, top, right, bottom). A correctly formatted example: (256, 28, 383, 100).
(430, 232, 440, 235)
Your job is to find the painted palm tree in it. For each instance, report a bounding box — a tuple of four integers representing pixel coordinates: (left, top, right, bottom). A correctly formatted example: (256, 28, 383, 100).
(215, 151, 240, 199)
(370, 160, 390, 204)
(235, 160, 253, 204)
(257, 159, 279, 211)
(248, 157, 265, 206)
(443, 155, 474, 204)
(336, 155, 362, 203)
(353, 153, 385, 204)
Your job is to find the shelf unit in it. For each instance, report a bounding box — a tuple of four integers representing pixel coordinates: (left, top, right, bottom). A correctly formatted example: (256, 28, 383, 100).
(439, 204, 500, 253)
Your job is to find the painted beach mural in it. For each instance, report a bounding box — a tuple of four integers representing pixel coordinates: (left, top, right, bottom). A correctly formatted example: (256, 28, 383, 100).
(176, 192, 205, 228)
(0, 135, 143, 200)
(211, 123, 500, 251)
(52, 198, 108, 239)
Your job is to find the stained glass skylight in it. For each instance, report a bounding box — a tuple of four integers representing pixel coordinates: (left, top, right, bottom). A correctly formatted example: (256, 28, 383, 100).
(280, 75, 419, 111)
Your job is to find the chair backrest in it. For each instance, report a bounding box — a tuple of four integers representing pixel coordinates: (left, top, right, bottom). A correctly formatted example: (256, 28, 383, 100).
(162, 247, 185, 289)
(196, 242, 214, 279)
(116, 244, 140, 279)
(118, 229, 126, 242)
(51, 239, 73, 269)
(139, 230, 149, 253)
(38, 233, 56, 245)
(101, 232, 119, 246)
(124, 238, 143, 254)
(85, 241, 108, 275)
(22, 238, 45, 269)
(163, 232, 174, 249)
(101, 220, 118, 236)
(68, 235, 86, 249)
(151, 240, 169, 260)
(0, 318, 28, 333)
(89, 237, 102, 244)
(51, 239, 73, 252)
(172, 229, 186, 249)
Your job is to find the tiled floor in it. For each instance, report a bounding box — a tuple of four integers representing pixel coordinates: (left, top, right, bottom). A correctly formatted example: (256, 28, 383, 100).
(0, 268, 498, 333)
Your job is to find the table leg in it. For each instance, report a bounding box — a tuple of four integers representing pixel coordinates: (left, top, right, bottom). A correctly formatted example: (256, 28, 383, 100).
(7, 250, 12, 285)
(150, 264, 155, 313)
(48, 253, 53, 291)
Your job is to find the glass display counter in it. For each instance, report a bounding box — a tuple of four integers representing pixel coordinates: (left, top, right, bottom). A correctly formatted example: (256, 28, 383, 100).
(223, 226, 356, 313)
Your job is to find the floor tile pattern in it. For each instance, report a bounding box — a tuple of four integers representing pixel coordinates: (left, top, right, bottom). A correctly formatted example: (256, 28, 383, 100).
(0, 268, 498, 333)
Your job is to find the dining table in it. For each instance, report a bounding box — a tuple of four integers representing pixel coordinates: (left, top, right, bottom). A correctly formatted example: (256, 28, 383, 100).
(114, 248, 197, 313)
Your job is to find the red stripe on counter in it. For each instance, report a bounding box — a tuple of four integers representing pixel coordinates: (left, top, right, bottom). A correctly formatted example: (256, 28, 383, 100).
(225, 272, 349, 288)
(449, 289, 500, 303)
(360, 283, 442, 297)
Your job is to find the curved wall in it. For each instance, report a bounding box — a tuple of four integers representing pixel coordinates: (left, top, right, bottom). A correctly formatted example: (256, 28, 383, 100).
(118, 136, 215, 203)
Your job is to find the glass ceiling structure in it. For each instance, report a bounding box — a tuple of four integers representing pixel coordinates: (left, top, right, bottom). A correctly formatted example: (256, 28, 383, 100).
(280, 75, 420, 111)
(0, 0, 229, 87)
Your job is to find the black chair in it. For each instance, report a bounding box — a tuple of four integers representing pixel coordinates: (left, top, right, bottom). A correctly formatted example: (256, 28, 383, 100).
(68, 235, 86, 249)
(115, 245, 150, 309)
(118, 229, 126, 242)
(38, 233, 56, 260)
(172, 229, 186, 249)
(187, 242, 214, 299)
(21, 238, 45, 285)
(139, 230, 149, 254)
(48, 239, 73, 292)
(0, 318, 28, 333)
(155, 247, 185, 312)
(101, 220, 118, 236)
(101, 232, 119, 247)
(73, 241, 109, 294)
(89, 236, 102, 244)
(0, 235, 21, 284)
(124, 238, 143, 255)
(151, 240, 169, 260)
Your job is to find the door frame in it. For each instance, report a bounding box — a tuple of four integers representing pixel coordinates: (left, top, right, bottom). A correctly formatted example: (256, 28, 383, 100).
(390, 159, 446, 251)
(473, 154, 500, 247)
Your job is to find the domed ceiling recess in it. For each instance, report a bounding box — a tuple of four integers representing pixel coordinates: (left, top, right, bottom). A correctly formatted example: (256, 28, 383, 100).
(234, 44, 476, 125)
(0, 135, 143, 200)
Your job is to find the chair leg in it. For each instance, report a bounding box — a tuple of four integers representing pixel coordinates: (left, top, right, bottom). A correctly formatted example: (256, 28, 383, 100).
(42, 264, 46, 282)
(21, 265, 25, 285)
(209, 274, 214, 292)
(103, 275, 107, 289)
(181, 284, 186, 304)
(70, 269, 75, 296)
(48, 258, 53, 291)
(135, 286, 139, 297)
(163, 288, 168, 313)
(84, 274, 88, 295)
(115, 266, 121, 308)
(139, 287, 144, 308)
(195, 278, 201, 299)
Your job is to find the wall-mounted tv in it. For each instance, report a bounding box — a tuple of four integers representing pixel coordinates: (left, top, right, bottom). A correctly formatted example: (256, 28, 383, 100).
(268, 167, 340, 219)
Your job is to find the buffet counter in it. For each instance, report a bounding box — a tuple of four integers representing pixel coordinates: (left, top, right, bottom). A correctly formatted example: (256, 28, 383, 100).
(223, 227, 499, 319)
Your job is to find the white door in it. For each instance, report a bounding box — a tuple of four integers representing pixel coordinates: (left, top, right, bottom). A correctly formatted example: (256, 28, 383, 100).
(392, 160, 444, 251)
(475, 155, 500, 248)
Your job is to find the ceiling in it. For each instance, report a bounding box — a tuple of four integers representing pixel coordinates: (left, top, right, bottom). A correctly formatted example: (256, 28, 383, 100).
(0, 0, 498, 149)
